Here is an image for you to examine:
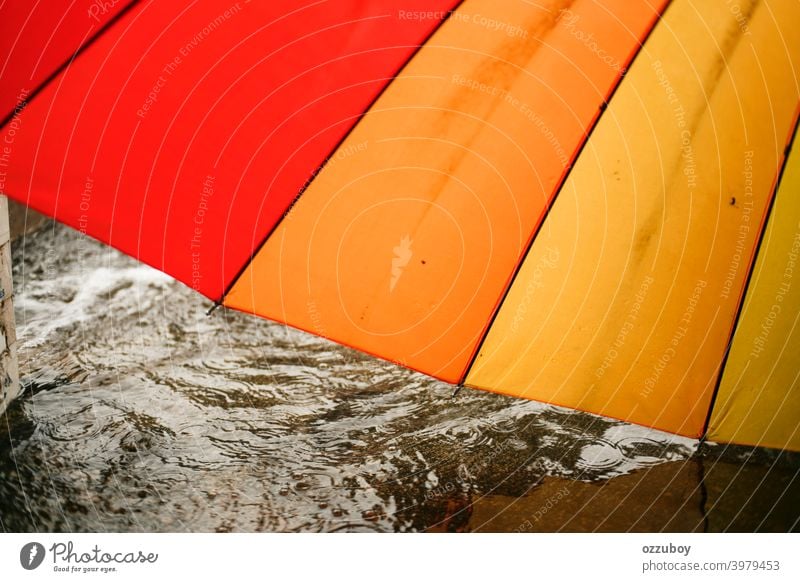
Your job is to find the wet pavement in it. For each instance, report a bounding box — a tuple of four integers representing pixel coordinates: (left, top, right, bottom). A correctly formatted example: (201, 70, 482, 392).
(0, 223, 797, 532)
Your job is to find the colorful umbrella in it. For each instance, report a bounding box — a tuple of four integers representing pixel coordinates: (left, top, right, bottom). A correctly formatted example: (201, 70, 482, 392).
(1, 0, 798, 450)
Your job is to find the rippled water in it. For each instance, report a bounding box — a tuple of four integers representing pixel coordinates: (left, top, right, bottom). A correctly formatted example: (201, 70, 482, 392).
(1, 223, 797, 532)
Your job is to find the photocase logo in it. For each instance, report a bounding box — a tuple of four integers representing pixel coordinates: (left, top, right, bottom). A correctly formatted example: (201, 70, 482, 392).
(87, 0, 123, 22)
(390, 235, 413, 292)
(20, 542, 46, 570)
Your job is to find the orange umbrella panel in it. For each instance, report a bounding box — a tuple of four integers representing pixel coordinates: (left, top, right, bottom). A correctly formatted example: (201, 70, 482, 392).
(224, 0, 669, 383)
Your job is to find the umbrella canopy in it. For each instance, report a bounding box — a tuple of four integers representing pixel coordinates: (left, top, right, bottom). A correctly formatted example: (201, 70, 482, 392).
(1, 0, 798, 450)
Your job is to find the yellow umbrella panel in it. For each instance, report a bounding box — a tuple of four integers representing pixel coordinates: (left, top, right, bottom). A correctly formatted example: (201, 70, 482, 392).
(467, 0, 800, 443)
(708, 124, 800, 451)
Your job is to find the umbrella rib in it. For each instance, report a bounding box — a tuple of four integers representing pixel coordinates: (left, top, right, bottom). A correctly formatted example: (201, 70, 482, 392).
(216, 0, 468, 306)
(458, 0, 676, 386)
(700, 104, 800, 440)
(0, 0, 144, 131)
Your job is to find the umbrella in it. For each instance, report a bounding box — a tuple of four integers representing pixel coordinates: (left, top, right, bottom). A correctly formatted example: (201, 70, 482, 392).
(1, 0, 798, 450)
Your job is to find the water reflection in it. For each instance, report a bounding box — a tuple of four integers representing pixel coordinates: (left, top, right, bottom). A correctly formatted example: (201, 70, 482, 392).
(0, 224, 796, 532)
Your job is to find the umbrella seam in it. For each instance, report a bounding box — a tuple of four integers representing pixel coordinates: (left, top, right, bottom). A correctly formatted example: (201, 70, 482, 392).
(701, 103, 800, 441)
(0, 0, 144, 131)
(216, 0, 468, 306)
(459, 0, 676, 385)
